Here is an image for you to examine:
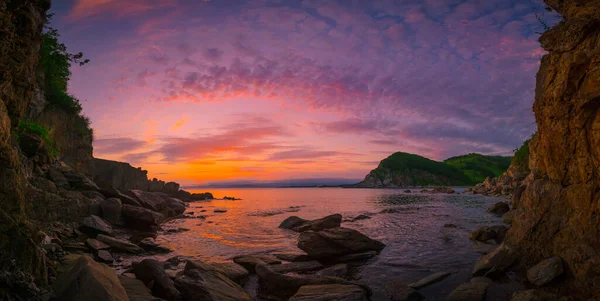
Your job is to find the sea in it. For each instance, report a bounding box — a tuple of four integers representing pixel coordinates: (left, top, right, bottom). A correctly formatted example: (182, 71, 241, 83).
(138, 187, 521, 300)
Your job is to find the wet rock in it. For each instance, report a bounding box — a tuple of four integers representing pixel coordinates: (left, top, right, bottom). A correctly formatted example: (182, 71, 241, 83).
(385, 284, 424, 301)
(430, 187, 456, 194)
(446, 283, 487, 301)
(273, 253, 312, 262)
(292, 214, 342, 232)
(80, 215, 113, 237)
(316, 264, 348, 278)
(472, 243, 516, 277)
(233, 255, 281, 273)
(408, 271, 451, 289)
(349, 215, 371, 222)
(279, 216, 308, 229)
(508, 289, 567, 301)
(138, 237, 172, 254)
(128, 190, 186, 217)
(487, 202, 510, 215)
(185, 260, 249, 285)
(404, 190, 412, 193)
(85, 238, 110, 251)
(270, 261, 324, 274)
(119, 275, 164, 301)
(289, 284, 369, 301)
(100, 198, 122, 224)
(122, 204, 164, 231)
(96, 234, 144, 254)
(175, 269, 252, 301)
(444, 223, 457, 228)
(334, 251, 377, 263)
(53, 255, 129, 301)
(379, 208, 400, 214)
(96, 250, 114, 264)
(526, 257, 564, 286)
(469, 226, 507, 244)
(133, 259, 182, 301)
(214, 209, 227, 213)
(255, 263, 367, 300)
(297, 227, 385, 259)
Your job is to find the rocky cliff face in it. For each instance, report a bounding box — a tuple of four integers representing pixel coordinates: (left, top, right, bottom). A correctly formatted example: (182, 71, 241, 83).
(93, 158, 181, 195)
(0, 0, 51, 292)
(505, 1, 600, 298)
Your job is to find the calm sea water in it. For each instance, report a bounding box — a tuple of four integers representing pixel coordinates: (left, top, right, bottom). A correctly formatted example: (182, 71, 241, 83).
(147, 188, 507, 300)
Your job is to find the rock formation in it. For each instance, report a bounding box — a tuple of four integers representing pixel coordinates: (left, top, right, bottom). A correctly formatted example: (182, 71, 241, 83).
(505, 1, 600, 298)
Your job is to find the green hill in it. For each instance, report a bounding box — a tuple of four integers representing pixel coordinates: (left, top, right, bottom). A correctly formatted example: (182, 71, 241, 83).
(356, 152, 512, 188)
(444, 153, 512, 183)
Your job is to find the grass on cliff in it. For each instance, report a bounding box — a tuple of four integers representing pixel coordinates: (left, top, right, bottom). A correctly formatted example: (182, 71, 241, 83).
(511, 138, 530, 171)
(444, 153, 512, 183)
(15, 120, 57, 157)
(376, 152, 473, 186)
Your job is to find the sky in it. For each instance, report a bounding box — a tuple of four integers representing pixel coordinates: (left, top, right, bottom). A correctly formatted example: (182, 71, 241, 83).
(50, 0, 553, 185)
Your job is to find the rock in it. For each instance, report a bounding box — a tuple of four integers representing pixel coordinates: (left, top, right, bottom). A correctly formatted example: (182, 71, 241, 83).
(133, 259, 182, 301)
(53, 255, 129, 301)
(96, 250, 114, 264)
(446, 283, 487, 301)
(334, 251, 378, 263)
(128, 190, 186, 217)
(349, 214, 371, 222)
(100, 198, 122, 224)
(316, 264, 348, 278)
(292, 214, 342, 232)
(233, 255, 281, 273)
(119, 275, 163, 301)
(297, 227, 386, 259)
(430, 187, 456, 194)
(289, 284, 369, 301)
(255, 263, 367, 300)
(279, 216, 308, 229)
(63, 243, 89, 253)
(385, 284, 424, 301)
(408, 271, 451, 289)
(270, 261, 324, 274)
(526, 257, 564, 286)
(56, 254, 83, 275)
(185, 260, 249, 285)
(503, 210, 518, 225)
(122, 204, 164, 230)
(190, 192, 214, 200)
(509, 290, 567, 301)
(175, 269, 252, 301)
(487, 202, 510, 215)
(470, 277, 493, 286)
(48, 167, 70, 189)
(85, 238, 110, 251)
(80, 215, 113, 237)
(403, 190, 412, 193)
(96, 234, 144, 254)
(138, 237, 171, 254)
(472, 243, 516, 277)
(469, 225, 507, 244)
(444, 223, 457, 228)
(273, 253, 312, 262)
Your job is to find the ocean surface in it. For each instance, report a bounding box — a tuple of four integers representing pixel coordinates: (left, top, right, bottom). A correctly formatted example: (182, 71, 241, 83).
(144, 188, 515, 300)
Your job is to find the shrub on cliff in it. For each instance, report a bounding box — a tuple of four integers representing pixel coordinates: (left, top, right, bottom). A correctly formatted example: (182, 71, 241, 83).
(14, 120, 57, 158)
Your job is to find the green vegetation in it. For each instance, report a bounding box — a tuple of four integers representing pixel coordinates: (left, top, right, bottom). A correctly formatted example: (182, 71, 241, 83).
(15, 120, 57, 157)
(511, 139, 530, 171)
(376, 152, 473, 186)
(444, 153, 512, 184)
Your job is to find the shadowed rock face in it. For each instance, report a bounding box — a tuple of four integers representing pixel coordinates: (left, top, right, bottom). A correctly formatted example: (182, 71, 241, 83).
(505, 1, 600, 298)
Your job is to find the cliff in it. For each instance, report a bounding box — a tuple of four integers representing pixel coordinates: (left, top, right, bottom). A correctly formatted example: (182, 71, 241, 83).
(505, 1, 600, 298)
(356, 152, 511, 188)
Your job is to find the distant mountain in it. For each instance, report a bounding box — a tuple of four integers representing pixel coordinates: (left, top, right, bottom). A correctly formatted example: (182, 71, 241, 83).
(355, 152, 511, 188)
(185, 178, 361, 188)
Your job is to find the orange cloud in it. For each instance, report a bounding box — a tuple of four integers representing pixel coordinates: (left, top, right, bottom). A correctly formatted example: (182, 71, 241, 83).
(68, 0, 176, 21)
(170, 115, 188, 131)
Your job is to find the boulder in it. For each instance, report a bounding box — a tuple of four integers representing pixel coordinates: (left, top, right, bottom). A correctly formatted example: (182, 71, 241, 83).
(100, 198, 122, 224)
(185, 260, 249, 285)
(133, 259, 181, 301)
(509, 290, 567, 301)
(233, 255, 281, 273)
(270, 261, 324, 274)
(487, 202, 510, 215)
(289, 284, 369, 301)
(273, 253, 312, 262)
(503, 210, 518, 225)
(255, 263, 368, 300)
(85, 238, 110, 251)
(385, 284, 424, 301)
(334, 251, 377, 263)
(430, 187, 456, 194)
(526, 257, 564, 286)
(408, 271, 451, 289)
(279, 216, 308, 229)
(349, 214, 371, 222)
(292, 214, 342, 232)
(446, 283, 487, 301)
(122, 204, 164, 230)
(119, 275, 164, 301)
(138, 237, 171, 254)
(80, 215, 113, 237)
(297, 227, 385, 259)
(175, 269, 252, 301)
(316, 264, 348, 278)
(53, 255, 129, 301)
(472, 243, 516, 277)
(128, 190, 186, 217)
(469, 226, 507, 244)
(96, 234, 144, 254)
(96, 250, 114, 264)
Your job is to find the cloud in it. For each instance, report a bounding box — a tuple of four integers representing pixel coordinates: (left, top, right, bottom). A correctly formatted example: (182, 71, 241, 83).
(170, 115, 189, 131)
(68, 0, 176, 21)
(94, 138, 146, 155)
(268, 149, 358, 161)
